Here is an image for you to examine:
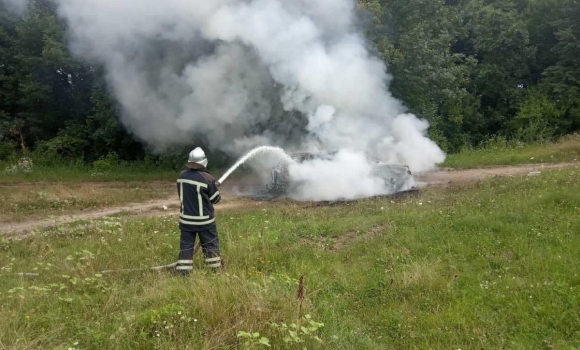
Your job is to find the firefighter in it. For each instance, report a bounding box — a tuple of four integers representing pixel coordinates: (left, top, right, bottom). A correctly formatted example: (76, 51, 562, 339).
(175, 147, 222, 275)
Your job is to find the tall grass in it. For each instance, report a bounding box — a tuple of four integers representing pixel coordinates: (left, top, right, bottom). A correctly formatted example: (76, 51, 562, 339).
(1, 165, 579, 349)
(0, 150, 233, 184)
(0, 157, 174, 183)
(0, 156, 232, 184)
(443, 134, 580, 169)
(2, 134, 580, 183)
(0, 163, 178, 184)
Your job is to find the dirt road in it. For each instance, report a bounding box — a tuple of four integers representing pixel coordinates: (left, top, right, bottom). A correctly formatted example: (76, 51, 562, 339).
(0, 197, 256, 238)
(415, 161, 578, 185)
(1, 162, 577, 237)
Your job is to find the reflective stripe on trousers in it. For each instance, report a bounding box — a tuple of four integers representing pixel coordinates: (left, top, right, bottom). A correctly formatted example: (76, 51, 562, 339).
(205, 256, 222, 269)
(176, 259, 193, 271)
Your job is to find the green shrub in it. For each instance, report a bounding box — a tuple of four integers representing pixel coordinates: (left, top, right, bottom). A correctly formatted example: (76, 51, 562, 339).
(0, 139, 18, 161)
(36, 134, 88, 160)
(92, 152, 120, 172)
(512, 89, 563, 143)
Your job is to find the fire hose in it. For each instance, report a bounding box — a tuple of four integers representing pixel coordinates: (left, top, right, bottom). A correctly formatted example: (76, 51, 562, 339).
(15, 262, 178, 278)
(15, 242, 203, 277)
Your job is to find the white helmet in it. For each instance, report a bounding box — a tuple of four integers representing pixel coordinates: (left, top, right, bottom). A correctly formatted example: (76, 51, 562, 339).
(188, 147, 208, 167)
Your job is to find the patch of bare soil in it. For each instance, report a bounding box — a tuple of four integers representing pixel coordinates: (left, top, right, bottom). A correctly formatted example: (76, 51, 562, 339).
(0, 197, 174, 237)
(0, 195, 251, 237)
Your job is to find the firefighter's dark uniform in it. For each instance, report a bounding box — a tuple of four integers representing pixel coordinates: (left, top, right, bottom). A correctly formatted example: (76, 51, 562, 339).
(176, 163, 222, 274)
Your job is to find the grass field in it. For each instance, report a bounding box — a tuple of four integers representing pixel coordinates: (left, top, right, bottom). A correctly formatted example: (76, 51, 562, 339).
(0, 161, 178, 184)
(1, 164, 578, 349)
(443, 134, 580, 169)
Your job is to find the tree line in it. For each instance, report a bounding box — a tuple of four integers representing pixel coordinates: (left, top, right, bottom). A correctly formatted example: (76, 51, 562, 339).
(360, 0, 579, 151)
(1, 0, 579, 165)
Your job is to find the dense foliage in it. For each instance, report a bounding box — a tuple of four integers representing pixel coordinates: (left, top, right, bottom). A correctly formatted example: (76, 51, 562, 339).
(1, 0, 579, 165)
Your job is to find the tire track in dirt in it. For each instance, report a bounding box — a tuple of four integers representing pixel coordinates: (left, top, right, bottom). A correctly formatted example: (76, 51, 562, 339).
(0, 197, 251, 237)
(1, 162, 578, 237)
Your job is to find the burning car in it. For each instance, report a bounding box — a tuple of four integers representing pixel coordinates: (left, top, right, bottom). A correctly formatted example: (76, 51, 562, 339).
(260, 151, 417, 199)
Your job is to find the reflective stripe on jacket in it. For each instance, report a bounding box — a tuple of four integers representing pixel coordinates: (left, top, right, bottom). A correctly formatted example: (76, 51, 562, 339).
(177, 165, 221, 230)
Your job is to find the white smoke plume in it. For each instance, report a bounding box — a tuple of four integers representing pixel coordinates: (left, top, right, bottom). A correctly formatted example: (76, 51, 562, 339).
(288, 149, 389, 201)
(4, 0, 447, 199)
(1, 0, 28, 14)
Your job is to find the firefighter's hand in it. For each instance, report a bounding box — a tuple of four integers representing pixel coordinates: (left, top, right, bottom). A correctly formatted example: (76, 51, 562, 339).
(215, 181, 221, 187)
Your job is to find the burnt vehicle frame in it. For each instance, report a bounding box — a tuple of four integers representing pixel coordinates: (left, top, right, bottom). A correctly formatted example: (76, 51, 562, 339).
(262, 151, 417, 199)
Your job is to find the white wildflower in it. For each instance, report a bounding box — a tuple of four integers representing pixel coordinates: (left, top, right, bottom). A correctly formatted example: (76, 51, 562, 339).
(4, 157, 34, 174)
